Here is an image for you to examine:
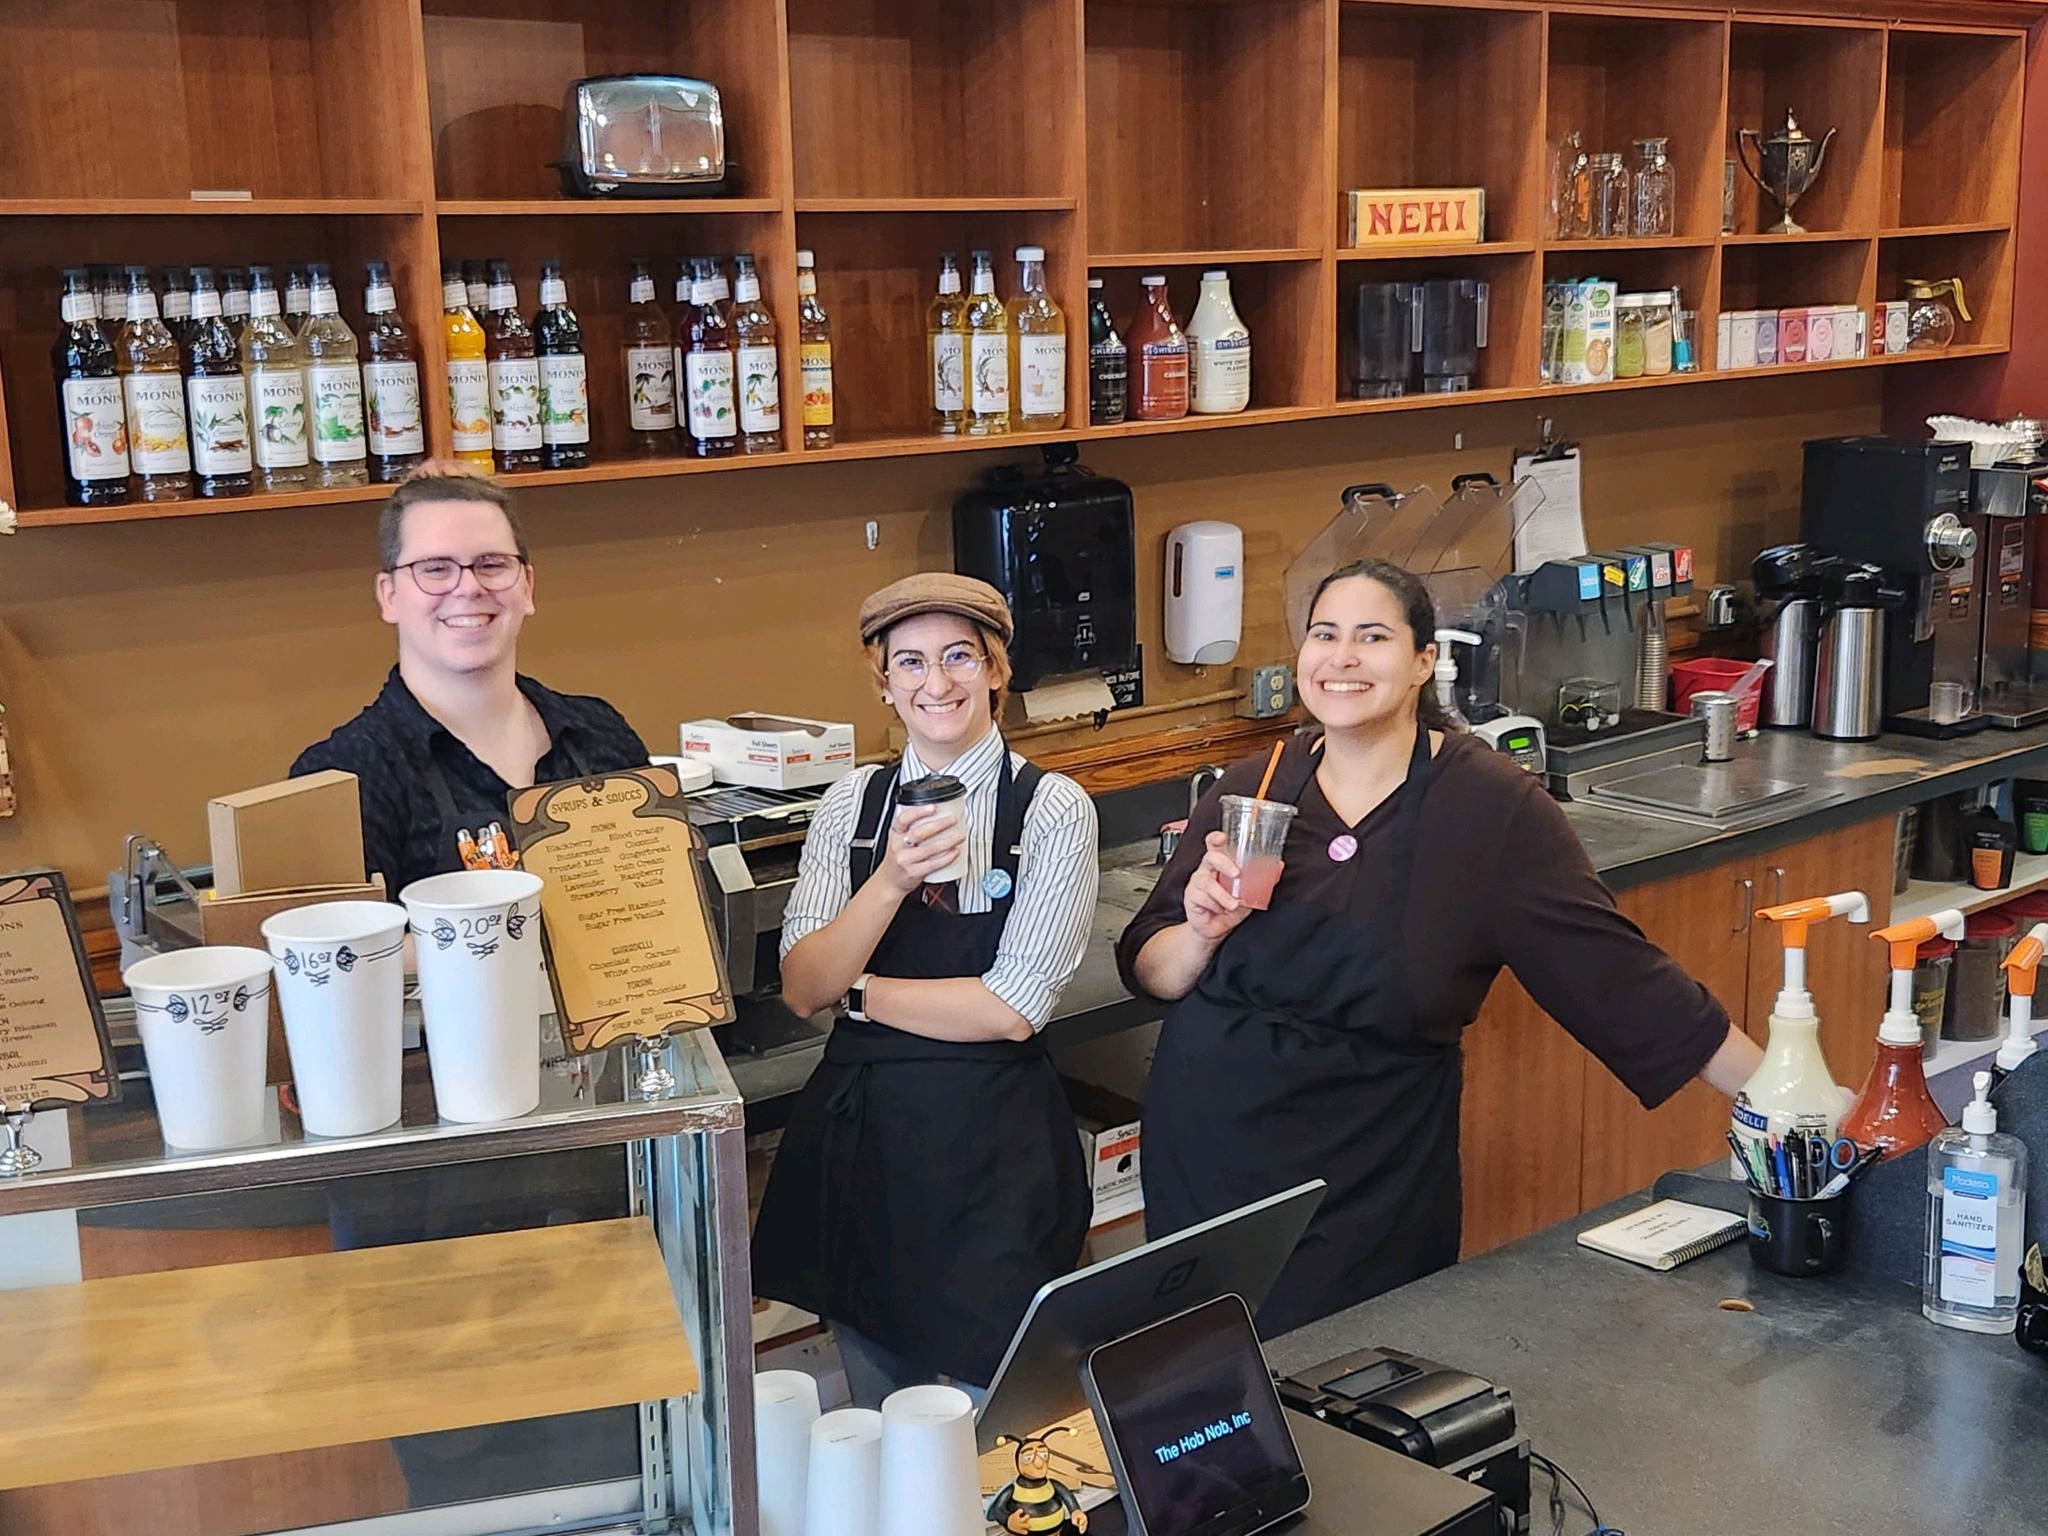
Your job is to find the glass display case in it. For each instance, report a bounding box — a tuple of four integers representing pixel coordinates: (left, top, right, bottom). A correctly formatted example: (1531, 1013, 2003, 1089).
(0, 1010, 756, 1536)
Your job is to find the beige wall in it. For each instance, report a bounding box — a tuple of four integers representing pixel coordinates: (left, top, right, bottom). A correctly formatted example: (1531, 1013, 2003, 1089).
(0, 371, 1879, 888)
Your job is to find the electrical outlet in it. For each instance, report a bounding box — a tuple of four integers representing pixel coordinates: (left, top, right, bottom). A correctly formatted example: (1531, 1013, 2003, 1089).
(1236, 663, 1295, 719)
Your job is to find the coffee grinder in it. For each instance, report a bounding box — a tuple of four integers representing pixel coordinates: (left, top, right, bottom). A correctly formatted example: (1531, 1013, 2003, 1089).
(1799, 436, 1983, 737)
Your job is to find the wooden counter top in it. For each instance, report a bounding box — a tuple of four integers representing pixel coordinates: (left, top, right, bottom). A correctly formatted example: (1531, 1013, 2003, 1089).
(3, 1218, 697, 1489)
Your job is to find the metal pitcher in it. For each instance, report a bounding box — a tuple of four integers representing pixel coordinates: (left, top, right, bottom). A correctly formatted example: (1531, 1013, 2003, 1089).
(1737, 110, 1839, 235)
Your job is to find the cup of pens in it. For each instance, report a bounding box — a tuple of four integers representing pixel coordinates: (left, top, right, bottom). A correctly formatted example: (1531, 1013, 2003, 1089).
(1729, 1126, 1880, 1277)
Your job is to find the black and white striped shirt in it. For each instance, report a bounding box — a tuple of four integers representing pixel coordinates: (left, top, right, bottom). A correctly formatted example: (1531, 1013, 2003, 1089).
(779, 728, 1099, 1030)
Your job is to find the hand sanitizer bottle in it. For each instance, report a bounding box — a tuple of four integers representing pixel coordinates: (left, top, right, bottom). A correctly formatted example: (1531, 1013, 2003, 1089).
(1924, 1071, 2028, 1332)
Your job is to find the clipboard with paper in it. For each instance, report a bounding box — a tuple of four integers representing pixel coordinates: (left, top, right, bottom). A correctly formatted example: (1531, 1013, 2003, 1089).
(1510, 423, 1588, 573)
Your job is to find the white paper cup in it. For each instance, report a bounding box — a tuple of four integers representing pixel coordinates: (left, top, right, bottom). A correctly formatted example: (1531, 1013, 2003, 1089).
(756, 1369, 822, 1536)
(260, 900, 408, 1138)
(877, 1384, 981, 1536)
(399, 869, 545, 1123)
(805, 1409, 882, 1536)
(123, 946, 275, 1150)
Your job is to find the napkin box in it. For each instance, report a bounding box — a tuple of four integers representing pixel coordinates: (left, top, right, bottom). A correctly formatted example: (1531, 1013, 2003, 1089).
(680, 714, 855, 789)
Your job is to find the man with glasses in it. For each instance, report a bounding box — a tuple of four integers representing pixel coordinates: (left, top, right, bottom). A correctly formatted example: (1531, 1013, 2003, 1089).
(293, 466, 649, 893)
(752, 572, 1100, 1407)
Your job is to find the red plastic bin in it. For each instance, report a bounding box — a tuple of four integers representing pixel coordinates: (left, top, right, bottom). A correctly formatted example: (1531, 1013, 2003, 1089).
(1670, 657, 1769, 733)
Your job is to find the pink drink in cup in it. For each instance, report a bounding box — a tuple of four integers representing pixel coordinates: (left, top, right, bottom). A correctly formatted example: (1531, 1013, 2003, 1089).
(1219, 794, 1296, 910)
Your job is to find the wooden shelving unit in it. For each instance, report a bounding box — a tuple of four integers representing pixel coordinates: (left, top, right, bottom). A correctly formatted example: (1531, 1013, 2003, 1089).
(0, 0, 2026, 525)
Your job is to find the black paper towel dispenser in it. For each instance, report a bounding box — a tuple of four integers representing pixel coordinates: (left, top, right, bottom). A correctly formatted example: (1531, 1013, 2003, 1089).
(952, 443, 1138, 692)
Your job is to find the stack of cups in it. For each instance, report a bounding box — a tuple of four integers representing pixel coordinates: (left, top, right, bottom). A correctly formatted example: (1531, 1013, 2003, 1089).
(123, 946, 275, 1150)
(755, 1370, 822, 1536)
(399, 869, 546, 1123)
(260, 900, 409, 1138)
(878, 1385, 982, 1536)
(804, 1408, 884, 1536)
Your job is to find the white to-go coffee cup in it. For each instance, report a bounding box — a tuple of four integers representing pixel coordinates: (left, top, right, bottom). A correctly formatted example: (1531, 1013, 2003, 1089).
(123, 945, 275, 1150)
(260, 900, 408, 1138)
(399, 869, 545, 1124)
(896, 773, 970, 885)
(876, 1384, 981, 1536)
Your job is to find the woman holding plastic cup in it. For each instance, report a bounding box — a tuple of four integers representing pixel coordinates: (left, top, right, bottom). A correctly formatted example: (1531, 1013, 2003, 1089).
(1119, 559, 1764, 1332)
(753, 573, 1099, 1407)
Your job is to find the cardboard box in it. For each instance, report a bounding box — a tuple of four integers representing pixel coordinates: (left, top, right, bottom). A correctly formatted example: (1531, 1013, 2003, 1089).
(1835, 304, 1868, 359)
(1728, 310, 1760, 370)
(1754, 309, 1779, 367)
(679, 714, 855, 790)
(1342, 186, 1485, 249)
(1807, 307, 1837, 362)
(1779, 307, 1809, 365)
(1079, 1116, 1143, 1227)
(1560, 281, 1616, 385)
(1880, 300, 1910, 356)
(207, 770, 366, 898)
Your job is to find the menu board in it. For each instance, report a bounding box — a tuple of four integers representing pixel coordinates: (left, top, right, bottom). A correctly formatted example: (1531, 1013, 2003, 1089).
(0, 869, 118, 1111)
(508, 767, 734, 1055)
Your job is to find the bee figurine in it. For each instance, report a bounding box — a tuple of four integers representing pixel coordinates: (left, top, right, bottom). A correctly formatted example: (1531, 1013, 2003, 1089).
(987, 1435, 1088, 1536)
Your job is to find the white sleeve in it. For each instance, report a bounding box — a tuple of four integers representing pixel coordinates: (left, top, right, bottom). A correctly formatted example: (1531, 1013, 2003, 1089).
(981, 772, 1100, 1030)
(777, 767, 877, 959)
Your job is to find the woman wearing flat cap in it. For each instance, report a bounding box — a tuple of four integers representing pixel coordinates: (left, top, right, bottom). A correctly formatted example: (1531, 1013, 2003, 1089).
(751, 573, 1100, 1406)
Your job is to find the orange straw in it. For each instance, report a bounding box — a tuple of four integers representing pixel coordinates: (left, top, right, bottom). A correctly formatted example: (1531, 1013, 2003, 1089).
(1253, 739, 1286, 801)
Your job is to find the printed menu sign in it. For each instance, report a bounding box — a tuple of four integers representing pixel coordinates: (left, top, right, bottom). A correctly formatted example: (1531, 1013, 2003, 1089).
(508, 767, 734, 1054)
(0, 870, 118, 1111)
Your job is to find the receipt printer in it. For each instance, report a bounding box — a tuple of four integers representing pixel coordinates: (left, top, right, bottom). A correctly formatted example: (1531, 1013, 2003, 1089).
(1277, 1348, 1530, 1534)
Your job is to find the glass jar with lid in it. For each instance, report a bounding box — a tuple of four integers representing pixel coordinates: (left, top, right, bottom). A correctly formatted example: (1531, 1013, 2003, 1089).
(1905, 277, 1970, 350)
(1614, 294, 1647, 379)
(1590, 153, 1631, 237)
(1640, 290, 1675, 376)
(1631, 137, 1675, 237)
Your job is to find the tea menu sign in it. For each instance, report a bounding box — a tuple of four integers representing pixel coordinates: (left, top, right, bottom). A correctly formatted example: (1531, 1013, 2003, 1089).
(0, 870, 118, 1111)
(508, 767, 735, 1055)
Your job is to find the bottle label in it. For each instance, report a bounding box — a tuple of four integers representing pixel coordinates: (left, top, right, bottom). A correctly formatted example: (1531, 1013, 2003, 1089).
(1089, 341, 1128, 424)
(1017, 334, 1066, 419)
(122, 372, 190, 474)
(737, 344, 781, 434)
(307, 362, 367, 463)
(800, 342, 834, 427)
(447, 359, 492, 452)
(488, 356, 543, 451)
(932, 332, 966, 413)
(539, 354, 591, 445)
(61, 293, 97, 325)
(249, 368, 310, 467)
(61, 377, 130, 482)
(970, 333, 1010, 415)
(1939, 1166, 2002, 1307)
(1138, 341, 1189, 415)
(362, 360, 425, 456)
(685, 349, 738, 441)
(1192, 332, 1252, 413)
(185, 374, 252, 476)
(627, 345, 676, 431)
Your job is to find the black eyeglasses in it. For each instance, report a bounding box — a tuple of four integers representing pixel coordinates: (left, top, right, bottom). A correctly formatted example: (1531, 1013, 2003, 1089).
(389, 552, 527, 595)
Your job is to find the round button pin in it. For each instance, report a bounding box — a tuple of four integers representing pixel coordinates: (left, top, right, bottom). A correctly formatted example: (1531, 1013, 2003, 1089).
(984, 869, 1014, 899)
(1328, 834, 1358, 863)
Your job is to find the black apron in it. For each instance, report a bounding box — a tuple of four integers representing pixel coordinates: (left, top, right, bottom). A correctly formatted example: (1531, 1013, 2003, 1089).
(1141, 725, 1463, 1336)
(751, 749, 1091, 1385)
(416, 727, 601, 879)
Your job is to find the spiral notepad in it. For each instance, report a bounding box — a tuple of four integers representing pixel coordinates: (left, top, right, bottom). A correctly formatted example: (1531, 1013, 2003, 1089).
(1576, 1200, 1745, 1271)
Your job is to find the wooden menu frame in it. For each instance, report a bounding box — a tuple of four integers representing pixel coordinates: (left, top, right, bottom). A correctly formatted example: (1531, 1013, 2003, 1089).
(0, 868, 118, 1111)
(508, 767, 735, 1055)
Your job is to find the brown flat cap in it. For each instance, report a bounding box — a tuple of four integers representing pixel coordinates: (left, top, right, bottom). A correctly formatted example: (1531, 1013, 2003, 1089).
(859, 572, 1015, 645)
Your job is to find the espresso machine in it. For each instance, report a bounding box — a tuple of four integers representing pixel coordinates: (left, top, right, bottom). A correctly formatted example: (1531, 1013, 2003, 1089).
(1799, 436, 1982, 737)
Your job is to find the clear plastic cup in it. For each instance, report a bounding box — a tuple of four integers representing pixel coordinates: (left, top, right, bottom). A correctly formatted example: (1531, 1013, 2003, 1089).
(1219, 794, 1297, 910)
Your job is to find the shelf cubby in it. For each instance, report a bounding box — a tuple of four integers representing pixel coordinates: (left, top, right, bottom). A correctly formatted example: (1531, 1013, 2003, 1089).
(1336, 250, 1537, 399)
(1543, 242, 1717, 315)
(1718, 236, 1873, 314)
(1338, 3, 1545, 244)
(788, 0, 1076, 203)
(1882, 28, 2025, 231)
(1877, 227, 2013, 350)
(1086, 0, 1329, 257)
(794, 209, 1078, 444)
(0, 0, 429, 202)
(1724, 20, 1884, 238)
(0, 213, 437, 516)
(421, 0, 789, 203)
(1093, 258, 1328, 414)
(1544, 12, 1728, 243)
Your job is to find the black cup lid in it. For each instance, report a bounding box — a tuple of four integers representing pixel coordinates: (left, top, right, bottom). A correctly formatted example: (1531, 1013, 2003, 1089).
(898, 773, 966, 806)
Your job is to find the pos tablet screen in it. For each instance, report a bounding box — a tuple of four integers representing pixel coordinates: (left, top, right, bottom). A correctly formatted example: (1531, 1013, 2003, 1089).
(1082, 1295, 1310, 1536)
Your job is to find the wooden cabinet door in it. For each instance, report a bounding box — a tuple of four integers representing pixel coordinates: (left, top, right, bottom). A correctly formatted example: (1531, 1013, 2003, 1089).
(1460, 971, 1589, 1257)
(1580, 857, 1759, 1208)
(1745, 816, 1898, 1092)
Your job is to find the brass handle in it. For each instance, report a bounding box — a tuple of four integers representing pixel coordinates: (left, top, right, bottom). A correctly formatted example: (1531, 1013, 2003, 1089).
(1735, 876, 1754, 934)
(1770, 866, 1786, 905)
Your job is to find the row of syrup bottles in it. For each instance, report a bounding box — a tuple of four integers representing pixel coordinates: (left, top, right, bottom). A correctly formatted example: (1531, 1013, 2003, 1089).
(55, 262, 423, 506)
(439, 260, 590, 473)
(924, 247, 1066, 436)
(1738, 893, 2033, 1331)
